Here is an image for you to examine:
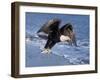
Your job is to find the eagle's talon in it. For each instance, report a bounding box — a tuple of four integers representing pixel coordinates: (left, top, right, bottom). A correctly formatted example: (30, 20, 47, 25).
(41, 48, 51, 54)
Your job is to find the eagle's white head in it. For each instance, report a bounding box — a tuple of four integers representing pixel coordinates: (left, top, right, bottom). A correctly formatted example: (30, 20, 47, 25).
(60, 35, 71, 42)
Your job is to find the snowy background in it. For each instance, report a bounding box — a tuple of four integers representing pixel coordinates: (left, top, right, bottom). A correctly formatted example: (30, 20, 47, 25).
(25, 12, 90, 67)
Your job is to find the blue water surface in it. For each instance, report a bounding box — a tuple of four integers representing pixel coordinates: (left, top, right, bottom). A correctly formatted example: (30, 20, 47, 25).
(25, 12, 90, 67)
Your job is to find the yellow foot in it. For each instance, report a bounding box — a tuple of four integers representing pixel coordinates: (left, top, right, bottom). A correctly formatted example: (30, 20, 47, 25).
(41, 48, 51, 54)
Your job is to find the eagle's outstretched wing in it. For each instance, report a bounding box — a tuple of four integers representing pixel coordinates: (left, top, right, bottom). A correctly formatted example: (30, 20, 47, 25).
(37, 19, 61, 39)
(60, 23, 77, 46)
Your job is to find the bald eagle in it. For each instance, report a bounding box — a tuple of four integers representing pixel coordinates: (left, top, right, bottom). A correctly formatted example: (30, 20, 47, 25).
(37, 19, 77, 53)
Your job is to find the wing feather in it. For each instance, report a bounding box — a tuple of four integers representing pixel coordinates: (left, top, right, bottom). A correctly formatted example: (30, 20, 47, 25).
(37, 19, 61, 40)
(60, 23, 77, 46)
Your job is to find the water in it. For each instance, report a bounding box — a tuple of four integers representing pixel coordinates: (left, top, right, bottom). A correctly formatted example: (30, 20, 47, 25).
(25, 12, 90, 67)
(25, 34, 89, 67)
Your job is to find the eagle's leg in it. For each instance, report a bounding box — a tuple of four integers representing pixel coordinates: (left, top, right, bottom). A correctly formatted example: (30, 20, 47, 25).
(42, 39, 56, 54)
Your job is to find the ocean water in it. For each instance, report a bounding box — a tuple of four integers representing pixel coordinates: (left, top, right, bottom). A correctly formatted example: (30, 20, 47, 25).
(25, 12, 90, 67)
